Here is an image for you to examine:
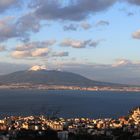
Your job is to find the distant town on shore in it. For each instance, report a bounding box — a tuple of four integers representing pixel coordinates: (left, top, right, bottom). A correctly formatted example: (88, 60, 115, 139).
(0, 83, 140, 92)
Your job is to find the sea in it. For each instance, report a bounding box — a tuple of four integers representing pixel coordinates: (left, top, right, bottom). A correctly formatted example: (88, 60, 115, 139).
(0, 89, 139, 119)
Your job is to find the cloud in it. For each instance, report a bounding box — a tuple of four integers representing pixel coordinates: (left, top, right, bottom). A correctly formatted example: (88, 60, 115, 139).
(126, 0, 140, 5)
(0, 45, 6, 51)
(52, 52, 69, 57)
(0, 17, 19, 42)
(0, 16, 37, 42)
(132, 29, 140, 39)
(0, 0, 19, 13)
(95, 20, 110, 27)
(2, 0, 138, 42)
(60, 38, 101, 48)
(119, 8, 135, 16)
(81, 22, 91, 30)
(11, 50, 30, 58)
(112, 59, 132, 67)
(127, 12, 134, 16)
(63, 24, 78, 31)
(15, 40, 56, 51)
(0, 0, 139, 42)
(11, 48, 49, 58)
(29, 0, 116, 21)
(0, 13, 47, 42)
(31, 48, 49, 57)
(16, 13, 41, 34)
(63, 22, 92, 31)
(11, 40, 56, 59)
(89, 40, 102, 47)
(60, 39, 91, 48)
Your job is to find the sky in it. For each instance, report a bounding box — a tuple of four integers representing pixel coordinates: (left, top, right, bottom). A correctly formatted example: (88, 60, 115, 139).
(1, 0, 140, 85)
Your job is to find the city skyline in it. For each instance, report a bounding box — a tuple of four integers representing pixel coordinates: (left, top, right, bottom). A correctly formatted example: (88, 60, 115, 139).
(0, 0, 140, 84)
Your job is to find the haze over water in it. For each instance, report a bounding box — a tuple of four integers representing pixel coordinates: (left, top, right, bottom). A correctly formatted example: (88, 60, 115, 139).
(0, 89, 140, 119)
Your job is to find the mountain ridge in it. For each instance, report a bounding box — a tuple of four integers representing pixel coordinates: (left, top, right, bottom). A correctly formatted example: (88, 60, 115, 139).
(0, 69, 121, 87)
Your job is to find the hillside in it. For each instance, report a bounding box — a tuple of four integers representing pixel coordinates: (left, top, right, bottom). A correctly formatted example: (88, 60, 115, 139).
(0, 69, 118, 87)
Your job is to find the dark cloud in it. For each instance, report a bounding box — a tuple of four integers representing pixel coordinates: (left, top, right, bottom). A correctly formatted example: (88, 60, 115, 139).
(29, 0, 116, 21)
(126, 0, 140, 5)
(60, 38, 102, 48)
(17, 13, 41, 34)
(95, 20, 110, 27)
(63, 24, 78, 31)
(0, 0, 139, 42)
(0, 17, 26, 42)
(0, 15, 42, 42)
(63, 22, 92, 31)
(1, 0, 138, 42)
(89, 40, 101, 47)
(127, 12, 134, 16)
(0, 17, 19, 42)
(52, 52, 69, 57)
(0, 0, 20, 13)
(119, 7, 135, 16)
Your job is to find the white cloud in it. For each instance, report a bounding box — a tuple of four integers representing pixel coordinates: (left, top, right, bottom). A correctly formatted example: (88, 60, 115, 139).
(0, 45, 6, 51)
(81, 22, 91, 30)
(112, 59, 131, 67)
(15, 40, 56, 51)
(11, 40, 56, 59)
(132, 29, 140, 39)
(11, 51, 30, 58)
(31, 48, 49, 57)
(11, 48, 49, 58)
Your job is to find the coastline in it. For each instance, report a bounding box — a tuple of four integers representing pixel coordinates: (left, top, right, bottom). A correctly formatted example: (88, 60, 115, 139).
(0, 83, 140, 92)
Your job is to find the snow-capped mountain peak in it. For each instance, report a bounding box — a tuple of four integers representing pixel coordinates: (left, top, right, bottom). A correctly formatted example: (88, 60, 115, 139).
(29, 65, 47, 71)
